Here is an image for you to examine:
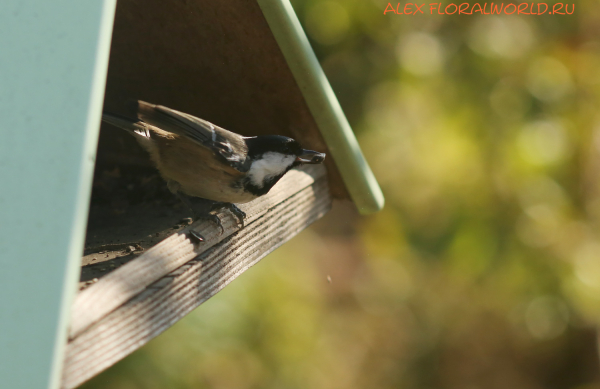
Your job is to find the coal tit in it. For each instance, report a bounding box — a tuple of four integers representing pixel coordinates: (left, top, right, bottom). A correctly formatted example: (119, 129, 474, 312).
(101, 101, 326, 233)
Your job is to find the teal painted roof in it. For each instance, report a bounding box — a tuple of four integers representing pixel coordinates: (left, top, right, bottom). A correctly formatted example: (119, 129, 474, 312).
(257, 0, 384, 214)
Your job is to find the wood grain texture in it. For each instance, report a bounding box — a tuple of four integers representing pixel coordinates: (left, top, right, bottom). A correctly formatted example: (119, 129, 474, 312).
(70, 165, 326, 339)
(62, 176, 331, 389)
(102, 0, 348, 199)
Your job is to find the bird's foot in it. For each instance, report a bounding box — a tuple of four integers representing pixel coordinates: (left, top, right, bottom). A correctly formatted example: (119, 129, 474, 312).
(176, 194, 244, 234)
(211, 202, 246, 228)
(227, 204, 246, 227)
(186, 212, 225, 243)
(201, 213, 225, 235)
(176, 193, 226, 234)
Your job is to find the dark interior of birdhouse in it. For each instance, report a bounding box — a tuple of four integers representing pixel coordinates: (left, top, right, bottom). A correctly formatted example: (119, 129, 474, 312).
(82, 0, 346, 288)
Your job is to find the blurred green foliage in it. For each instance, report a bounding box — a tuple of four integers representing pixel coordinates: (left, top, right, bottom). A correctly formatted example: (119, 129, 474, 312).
(83, 1, 600, 388)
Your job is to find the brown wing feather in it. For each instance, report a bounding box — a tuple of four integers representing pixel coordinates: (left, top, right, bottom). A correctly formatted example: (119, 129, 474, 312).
(137, 101, 251, 172)
(148, 134, 255, 203)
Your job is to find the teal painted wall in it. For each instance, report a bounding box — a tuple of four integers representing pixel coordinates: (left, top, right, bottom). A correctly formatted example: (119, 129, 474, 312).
(0, 1, 115, 388)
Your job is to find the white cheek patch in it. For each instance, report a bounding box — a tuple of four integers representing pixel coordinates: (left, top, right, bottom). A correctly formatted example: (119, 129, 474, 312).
(248, 152, 296, 187)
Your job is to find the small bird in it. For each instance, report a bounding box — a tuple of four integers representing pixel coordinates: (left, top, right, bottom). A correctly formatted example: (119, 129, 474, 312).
(101, 101, 325, 238)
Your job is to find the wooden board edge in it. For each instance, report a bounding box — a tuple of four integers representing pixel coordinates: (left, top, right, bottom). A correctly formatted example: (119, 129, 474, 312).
(70, 165, 326, 339)
(62, 177, 331, 389)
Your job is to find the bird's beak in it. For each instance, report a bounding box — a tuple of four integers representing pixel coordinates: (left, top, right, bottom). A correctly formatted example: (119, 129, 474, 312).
(296, 150, 326, 164)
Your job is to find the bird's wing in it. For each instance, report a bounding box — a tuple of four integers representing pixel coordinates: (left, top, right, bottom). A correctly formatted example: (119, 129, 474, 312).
(137, 101, 251, 172)
(101, 112, 153, 139)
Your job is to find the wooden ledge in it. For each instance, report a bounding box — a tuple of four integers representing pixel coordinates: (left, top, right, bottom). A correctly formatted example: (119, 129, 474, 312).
(63, 164, 331, 389)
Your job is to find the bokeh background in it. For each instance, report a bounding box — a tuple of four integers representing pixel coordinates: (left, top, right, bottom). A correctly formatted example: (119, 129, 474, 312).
(82, 0, 600, 388)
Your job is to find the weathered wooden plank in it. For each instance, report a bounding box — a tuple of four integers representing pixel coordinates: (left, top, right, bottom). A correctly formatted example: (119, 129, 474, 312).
(62, 176, 331, 389)
(69, 165, 326, 339)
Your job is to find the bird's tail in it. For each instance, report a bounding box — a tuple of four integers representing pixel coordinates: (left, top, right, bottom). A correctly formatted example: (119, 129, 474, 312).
(101, 112, 151, 138)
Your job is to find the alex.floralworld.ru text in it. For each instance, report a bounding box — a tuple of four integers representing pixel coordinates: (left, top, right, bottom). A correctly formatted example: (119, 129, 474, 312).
(384, 2, 574, 15)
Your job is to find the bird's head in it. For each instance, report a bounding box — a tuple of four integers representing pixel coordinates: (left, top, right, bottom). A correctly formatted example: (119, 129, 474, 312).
(243, 135, 326, 194)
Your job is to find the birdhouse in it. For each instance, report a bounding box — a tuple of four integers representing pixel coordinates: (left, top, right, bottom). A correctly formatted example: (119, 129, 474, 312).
(0, 1, 383, 389)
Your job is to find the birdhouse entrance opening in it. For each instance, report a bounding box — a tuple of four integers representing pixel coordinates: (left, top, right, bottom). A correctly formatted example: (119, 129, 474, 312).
(64, 1, 338, 388)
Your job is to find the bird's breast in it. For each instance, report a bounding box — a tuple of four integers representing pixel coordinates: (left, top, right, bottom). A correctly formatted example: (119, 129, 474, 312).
(180, 176, 258, 204)
(152, 136, 258, 203)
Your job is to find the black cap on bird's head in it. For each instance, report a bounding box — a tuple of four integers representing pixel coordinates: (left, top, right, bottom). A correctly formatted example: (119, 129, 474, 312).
(245, 135, 326, 165)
